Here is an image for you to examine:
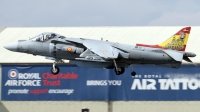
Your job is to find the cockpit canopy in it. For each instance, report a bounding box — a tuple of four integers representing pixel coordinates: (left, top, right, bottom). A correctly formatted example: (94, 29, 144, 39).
(30, 32, 59, 42)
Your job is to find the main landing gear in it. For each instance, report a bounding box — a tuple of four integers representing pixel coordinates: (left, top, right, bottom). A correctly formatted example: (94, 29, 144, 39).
(113, 60, 137, 76)
(113, 60, 125, 75)
(114, 67, 125, 75)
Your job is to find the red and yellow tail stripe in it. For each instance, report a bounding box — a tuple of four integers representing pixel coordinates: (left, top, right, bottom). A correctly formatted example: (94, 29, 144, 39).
(136, 27, 191, 51)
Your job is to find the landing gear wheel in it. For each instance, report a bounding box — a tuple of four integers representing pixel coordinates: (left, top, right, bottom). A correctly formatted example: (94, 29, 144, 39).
(51, 66, 60, 75)
(131, 71, 136, 76)
(115, 67, 125, 75)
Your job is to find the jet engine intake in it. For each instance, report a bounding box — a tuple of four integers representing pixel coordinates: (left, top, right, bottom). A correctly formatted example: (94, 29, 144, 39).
(62, 46, 84, 54)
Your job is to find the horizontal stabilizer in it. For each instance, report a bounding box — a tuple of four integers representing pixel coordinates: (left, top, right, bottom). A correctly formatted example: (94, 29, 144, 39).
(163, 49, 183, 62)
(183, 56, 193, 63)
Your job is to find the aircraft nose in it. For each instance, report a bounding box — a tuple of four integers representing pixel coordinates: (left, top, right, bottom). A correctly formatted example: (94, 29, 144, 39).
(4, 42, 18, 52)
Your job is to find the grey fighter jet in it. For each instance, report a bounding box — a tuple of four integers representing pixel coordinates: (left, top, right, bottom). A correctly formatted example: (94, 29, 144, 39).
(4, 27, 196, 76)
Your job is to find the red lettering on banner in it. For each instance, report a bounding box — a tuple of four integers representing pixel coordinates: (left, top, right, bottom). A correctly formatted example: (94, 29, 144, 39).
(42, 72, 78, 79)
(29, 89, 48, 95)
(42, 80, 61, 86)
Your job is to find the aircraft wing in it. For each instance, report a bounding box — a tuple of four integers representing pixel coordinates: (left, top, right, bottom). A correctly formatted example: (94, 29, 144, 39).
(64, 38, 119, 59)
(83, 41, 119, 59)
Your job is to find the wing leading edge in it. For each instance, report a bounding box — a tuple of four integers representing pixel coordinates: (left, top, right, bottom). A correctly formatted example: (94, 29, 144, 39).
(64, 38, 119, 59)
(83, 41, 119, 59)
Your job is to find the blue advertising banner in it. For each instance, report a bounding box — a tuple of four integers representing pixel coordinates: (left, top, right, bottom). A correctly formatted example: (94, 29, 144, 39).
(2, 64, 200, 101)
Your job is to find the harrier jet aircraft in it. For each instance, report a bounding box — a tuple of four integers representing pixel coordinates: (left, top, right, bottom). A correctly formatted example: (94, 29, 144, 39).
(4, 27, 196, 76)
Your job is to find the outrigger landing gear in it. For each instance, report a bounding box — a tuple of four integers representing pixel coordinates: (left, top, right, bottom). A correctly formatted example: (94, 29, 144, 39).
(51, 62, 60, 75)
(130, 64, 136, 76)
(113, 60, 125, 75)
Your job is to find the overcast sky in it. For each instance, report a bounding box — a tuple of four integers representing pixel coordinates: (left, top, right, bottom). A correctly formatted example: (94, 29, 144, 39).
(0, 0, 200, 29)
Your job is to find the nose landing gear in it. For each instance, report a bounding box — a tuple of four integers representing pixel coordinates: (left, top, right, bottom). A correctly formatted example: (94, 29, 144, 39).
(51, 59, 64, 75)
(51, 62, 60, 75)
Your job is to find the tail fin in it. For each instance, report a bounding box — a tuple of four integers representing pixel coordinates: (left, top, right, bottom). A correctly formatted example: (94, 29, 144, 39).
(136, 27, 191, 51)
(158, 27, 191, 51)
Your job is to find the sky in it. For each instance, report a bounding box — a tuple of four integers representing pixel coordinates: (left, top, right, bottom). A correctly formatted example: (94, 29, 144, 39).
(0, 0, 200, 29)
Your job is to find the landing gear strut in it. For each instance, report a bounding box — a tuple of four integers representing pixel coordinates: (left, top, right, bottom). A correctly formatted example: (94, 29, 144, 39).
(51, 62, 60, 75)
(113, 60, 125, 75)
(130, 64, 136, 76)
(50, 59, 64, 75)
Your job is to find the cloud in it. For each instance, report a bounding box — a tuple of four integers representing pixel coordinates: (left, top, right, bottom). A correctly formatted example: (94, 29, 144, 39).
(0, 0, 200, 29)
(148, 12, 200, 26)
(148, 0, 200, 26)
(0, 0, 171, 29)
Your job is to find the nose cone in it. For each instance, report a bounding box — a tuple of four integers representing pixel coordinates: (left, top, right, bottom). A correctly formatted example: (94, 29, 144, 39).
(4, 42, 18, 52)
